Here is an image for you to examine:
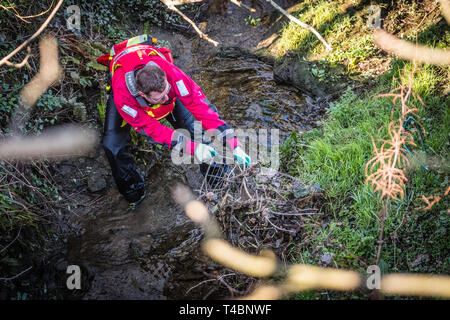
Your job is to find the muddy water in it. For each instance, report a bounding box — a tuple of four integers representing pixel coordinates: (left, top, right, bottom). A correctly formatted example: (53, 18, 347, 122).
(66, 29, 316, 300)
(192, 47, 310, 138)
(66, 167, 223, 299)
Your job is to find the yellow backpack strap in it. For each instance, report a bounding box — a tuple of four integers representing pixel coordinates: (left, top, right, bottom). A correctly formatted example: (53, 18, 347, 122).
(148, 48, 167, 61)
(126, 34, 149, 47)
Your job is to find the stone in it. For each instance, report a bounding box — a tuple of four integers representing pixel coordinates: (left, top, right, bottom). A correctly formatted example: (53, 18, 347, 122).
(320, 253, 332, 266)
(410, 254, 430, 267)
(273, 53, 326, 97)
(228, 94, 241, 104)
(310, 182, 322, 193)
(59, 164, 73, 176)
(87, 172, 107, 193)
(293, 181, 309, 198)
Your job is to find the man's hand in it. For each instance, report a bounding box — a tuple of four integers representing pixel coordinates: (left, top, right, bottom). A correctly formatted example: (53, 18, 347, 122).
(233, 146, 251, 167)
(194, 143, 218, 164)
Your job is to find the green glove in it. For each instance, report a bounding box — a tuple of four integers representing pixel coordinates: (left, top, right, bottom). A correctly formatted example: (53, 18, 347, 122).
(194, 143, 218, 164)
(233, 146, 251, 167)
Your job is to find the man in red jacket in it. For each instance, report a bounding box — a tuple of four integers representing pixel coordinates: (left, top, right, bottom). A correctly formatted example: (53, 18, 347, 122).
(100, 35, 251, 207)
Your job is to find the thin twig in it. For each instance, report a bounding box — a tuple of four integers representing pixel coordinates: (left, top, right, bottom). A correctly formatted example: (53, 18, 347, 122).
(241, 177, 253, 200)
(185, 278, 219, 295)
(264, 216, 296, 234)
(230, 0, 256, 13)
(269, 209, 316, 216)
(3, 46, 32, 68)
(376, 199, 389, 266)
(0, 226, 22, 254)
(0, 266, 33, 281)
(160, 0, 219, 47)
(186, 273, 236, 296)
(264, 0, 332, 51)
(1, 0, 55, 23)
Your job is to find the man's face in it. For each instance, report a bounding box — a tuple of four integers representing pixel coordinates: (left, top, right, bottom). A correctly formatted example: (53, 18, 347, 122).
(140, 80, 171, 105)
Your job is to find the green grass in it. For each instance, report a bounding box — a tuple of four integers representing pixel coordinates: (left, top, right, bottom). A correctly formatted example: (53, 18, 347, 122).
(274, 0, 378, 72)
(277, 0, 340, 57)
(277, 0, 450, 298)
(282, 75, 449, 273)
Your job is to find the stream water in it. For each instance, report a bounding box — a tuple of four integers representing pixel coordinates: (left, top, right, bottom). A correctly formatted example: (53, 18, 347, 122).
(191, 47, 310, 138)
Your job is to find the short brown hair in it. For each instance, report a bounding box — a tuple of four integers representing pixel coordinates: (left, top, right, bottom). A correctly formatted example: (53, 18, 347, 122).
(135, 65, 166, 94)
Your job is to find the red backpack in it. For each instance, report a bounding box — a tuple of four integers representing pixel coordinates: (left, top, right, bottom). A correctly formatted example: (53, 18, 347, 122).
(97, 34, 174, 67)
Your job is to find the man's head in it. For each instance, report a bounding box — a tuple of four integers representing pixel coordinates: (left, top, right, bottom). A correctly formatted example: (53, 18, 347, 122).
(136, 65, 170, 105)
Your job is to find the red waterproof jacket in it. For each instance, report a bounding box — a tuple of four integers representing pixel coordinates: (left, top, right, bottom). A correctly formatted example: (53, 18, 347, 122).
(98, 35, 240, 155)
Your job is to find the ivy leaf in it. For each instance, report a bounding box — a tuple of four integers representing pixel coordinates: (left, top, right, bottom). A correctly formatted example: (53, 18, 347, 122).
(87, 61, 107, 71)
(70, 71, 80, 82)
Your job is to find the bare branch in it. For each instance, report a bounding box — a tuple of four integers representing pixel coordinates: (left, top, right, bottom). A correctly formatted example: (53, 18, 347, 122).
(1, 0, 55, 24)
(160, 0, 219, 47)
(0, 226, 22, 254)
(0, 266, 32, 281)
(230, 0, 256, 13)
(0, 0, 64, 67)
(264, 0, 332, 51)
(3, 46, 32, 68)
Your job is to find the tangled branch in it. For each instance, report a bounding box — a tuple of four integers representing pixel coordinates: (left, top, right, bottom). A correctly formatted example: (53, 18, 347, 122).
(192, 164, 320, 257)
(0, 0, 64, 68)
(0, 0, 55, 24)
(173, 182, 450, 299)
(366, 71, 423, 200)
(365, 122, 414, 201)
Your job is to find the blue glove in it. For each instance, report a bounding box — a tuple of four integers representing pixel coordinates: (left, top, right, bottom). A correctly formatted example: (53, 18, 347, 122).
(194, 143, 218, 163)
(233, 146, 251, 167)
